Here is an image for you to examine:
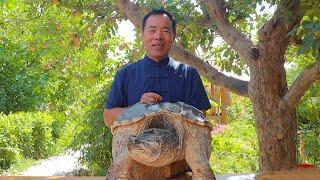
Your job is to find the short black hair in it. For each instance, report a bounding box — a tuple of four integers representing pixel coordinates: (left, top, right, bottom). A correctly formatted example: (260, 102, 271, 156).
(142, 9, 176, 33)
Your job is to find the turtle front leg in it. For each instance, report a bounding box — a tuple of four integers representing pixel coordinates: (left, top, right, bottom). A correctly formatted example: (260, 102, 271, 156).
(185, 126, 215, 180)
(106, 155, 134, 180)
(106, 153, 135, 180)
(107, 128, 136, 180)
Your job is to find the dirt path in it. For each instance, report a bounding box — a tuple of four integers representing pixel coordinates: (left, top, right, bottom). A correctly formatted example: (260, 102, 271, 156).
(18, 150, 81, 176)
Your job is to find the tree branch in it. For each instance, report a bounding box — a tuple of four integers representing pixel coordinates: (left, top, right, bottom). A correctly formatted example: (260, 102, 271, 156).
(283, 61, 320, 107)
(200, 0, 257, 62)
(115, 0, 144, 28)
(170, 44, 249, 96)
(116, 0, 249, 96)
(258, 1, 302, 45)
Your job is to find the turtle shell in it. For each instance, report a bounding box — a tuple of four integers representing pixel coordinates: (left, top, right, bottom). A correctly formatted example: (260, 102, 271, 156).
(111, 101, 212, 132)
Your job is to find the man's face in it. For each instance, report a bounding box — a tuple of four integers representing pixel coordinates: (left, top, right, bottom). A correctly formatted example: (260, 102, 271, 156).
(142, 14, 175, 62)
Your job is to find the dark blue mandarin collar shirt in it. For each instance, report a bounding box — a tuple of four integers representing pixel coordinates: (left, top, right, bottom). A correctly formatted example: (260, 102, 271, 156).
(106, 56, 211, 110)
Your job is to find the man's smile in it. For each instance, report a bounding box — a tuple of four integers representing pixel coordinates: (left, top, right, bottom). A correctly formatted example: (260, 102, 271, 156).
(152, 43, 163, 47)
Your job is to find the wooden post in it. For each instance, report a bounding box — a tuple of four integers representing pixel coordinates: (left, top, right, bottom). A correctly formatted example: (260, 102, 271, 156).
(210, 84, 220, 123)
(220, 87, 231, 106)
(220, 87, 230, 124)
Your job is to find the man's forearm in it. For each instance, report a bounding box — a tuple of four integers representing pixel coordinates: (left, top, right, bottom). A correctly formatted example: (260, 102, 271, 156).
(104, 108, 126, 128)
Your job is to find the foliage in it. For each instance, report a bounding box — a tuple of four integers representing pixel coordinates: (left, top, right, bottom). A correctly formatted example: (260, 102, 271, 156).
(0, 0, 123, 114)
(210, 95, 258, 174)
(287, 3, 320, 57)
(211, 119, 259, 174)
(1, 0, 127, 174)
(0, 112, 66, 170)
(69, 82, 113, 176)
(227, 95, 254, 123)
(298, 122, 320, 167)
(286, 54, 320, 167)
(0, 40, 45, 114)
(296, 78, 320, 167)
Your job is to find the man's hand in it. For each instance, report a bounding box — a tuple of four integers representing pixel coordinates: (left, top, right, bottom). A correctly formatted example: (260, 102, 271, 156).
(140, 92, 162, 104)
(104, 108, 125, 128)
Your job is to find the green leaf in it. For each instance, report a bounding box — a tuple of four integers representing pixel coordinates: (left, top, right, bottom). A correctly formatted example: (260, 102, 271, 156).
(166, 0, 173, 4)
(302, 33, 313, 48)
(302, 21, 315, 29)
(297, 45, 307, 55)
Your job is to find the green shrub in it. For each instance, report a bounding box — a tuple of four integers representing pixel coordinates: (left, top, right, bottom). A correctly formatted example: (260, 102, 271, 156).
(30, 114, 54, 159)
(210, 119, 259, 174)
(51, 112, 67, 142)
(0, 116, 20, 170)
(0, 111, 67, 170)
(0, 114, 20, 170)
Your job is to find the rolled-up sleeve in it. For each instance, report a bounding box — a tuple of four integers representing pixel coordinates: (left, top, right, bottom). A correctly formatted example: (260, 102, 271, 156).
(189, 69, 211, 110)
(105, 69, 126, 109)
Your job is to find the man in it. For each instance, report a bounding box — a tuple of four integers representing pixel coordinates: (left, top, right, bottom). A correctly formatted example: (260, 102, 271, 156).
(104, 9, 210, 128)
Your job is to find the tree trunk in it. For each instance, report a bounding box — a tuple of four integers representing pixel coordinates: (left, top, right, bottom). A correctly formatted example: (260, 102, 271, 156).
(249, 41, 297, 171)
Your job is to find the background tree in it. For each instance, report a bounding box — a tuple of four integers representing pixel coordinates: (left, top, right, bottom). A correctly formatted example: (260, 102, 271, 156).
(0, 0, 126, 173)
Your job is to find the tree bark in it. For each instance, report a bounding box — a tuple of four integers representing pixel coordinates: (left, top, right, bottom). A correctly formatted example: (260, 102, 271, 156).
(249, 34, 297, 171)
(249, 0, 302, 171)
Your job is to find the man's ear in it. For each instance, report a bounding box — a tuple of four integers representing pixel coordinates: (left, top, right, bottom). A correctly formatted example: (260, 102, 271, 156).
(141, 31, 145, 46)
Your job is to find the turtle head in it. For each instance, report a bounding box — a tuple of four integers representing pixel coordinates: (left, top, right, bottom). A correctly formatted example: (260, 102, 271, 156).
(127, 128, 179, 167)
(128, 128, 165, 159)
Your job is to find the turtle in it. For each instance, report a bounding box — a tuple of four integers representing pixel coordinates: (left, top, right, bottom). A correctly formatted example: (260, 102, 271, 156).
(107, 101, 216, 180)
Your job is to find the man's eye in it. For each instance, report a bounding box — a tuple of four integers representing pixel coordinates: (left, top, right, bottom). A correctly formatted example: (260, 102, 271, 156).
(149, 29, 156, 33)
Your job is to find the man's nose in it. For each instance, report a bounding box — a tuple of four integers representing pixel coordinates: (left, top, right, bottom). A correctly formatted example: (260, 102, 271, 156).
(154, 31, 163, 40)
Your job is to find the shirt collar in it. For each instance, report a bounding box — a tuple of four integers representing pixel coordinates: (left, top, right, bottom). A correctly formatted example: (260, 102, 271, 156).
(144, 55, 169, 67)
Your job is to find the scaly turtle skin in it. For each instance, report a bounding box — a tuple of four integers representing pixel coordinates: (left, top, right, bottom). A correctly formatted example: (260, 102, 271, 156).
(107, 102, 216, 180)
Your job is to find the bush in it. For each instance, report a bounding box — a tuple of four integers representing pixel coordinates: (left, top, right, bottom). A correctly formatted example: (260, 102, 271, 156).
(0, 111, 67, 170)
(210, 119, 259, 174)
(0, 115, 20, 170)
(30, 114, 54, 159)
(50, 112, 67, 143)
